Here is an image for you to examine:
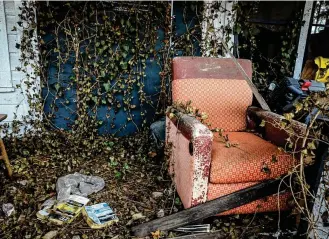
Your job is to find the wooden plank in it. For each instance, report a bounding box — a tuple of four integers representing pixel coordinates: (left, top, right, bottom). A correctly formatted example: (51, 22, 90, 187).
(0, 90, 24, 105)
(9, 52, 19, 71)
(132, 179, 285, 237)
(0, 138, 12, 177)
(5, 15, 16, 33)
(0, 86, 15, 92)
(0, 0, 12, 88)
(170, 231, 226, 239)
(8, 34, 18, 53)
(4, 1, 15, 16)
(293, 1, 314, 79)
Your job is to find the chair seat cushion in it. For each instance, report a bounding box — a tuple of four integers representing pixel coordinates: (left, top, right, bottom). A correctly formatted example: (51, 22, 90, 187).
(210, 132, 295, 184)
(207, 182, 291, 215)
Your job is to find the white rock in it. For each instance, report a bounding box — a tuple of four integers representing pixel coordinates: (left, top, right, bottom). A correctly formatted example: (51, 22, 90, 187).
(18, 180, 28, 186)
(2, 203, 14, 217)
(132, 213, 145, 220)
(157, 209, 165, 218)
(42, 230, 58, 239)
(152, 192, 163, 199)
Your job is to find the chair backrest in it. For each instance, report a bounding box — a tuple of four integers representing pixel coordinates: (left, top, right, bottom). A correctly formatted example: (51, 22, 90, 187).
(172, 57, 253, 132)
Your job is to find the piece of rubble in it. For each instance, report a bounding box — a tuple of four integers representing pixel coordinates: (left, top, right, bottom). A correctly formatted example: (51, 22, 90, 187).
(152, 192, 163, 199)
(157, 209, 165, 218)
(18, 180, 28, 186)
(2, 203, 14, 217)
(42, 230, 58, 239)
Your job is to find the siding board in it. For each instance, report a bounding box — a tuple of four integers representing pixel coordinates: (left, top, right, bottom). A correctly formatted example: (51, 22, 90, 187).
(0, 0, 31, 128)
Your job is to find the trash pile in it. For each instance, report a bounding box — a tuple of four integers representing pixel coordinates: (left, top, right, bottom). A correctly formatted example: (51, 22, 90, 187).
(35, 173, 118, 228)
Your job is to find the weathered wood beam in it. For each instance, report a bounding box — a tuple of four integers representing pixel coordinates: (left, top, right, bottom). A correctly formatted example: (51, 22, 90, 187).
(293, 1, 314, 79)
(132, 178, 286, 237)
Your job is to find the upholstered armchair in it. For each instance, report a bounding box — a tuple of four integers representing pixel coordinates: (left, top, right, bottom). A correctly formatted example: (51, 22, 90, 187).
(166, 57, 307, 215)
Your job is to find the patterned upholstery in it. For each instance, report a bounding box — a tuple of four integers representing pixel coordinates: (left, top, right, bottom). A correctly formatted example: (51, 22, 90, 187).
(172, 79, 253, 131)
(210, 132, 296, 184)
(208, 182, 291, 215)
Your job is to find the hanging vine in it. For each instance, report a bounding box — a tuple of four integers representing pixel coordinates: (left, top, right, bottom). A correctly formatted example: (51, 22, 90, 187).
(0, 1, 203, 162)
(234, 1, 304, 90)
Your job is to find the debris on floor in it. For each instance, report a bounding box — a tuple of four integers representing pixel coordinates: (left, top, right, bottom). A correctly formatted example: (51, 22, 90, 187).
(152, 191, 164, 199)
(173, 224, 211, 233)
(0, 133, 298, 238)
(56, 173, 105, 201)
(42, 230, 58, 239)
(37, 197, 56, 220)
(2, 203, 14, 217)
(150, 117, 166, 151)
(37, 194, 89, 225)
(46, 195, 89, 225)
(157, 209, 165, 218)
(82, 202, 119, 229)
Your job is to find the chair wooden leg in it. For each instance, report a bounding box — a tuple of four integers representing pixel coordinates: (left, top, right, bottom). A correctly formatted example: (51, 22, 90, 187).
(0, 139, 12, 177)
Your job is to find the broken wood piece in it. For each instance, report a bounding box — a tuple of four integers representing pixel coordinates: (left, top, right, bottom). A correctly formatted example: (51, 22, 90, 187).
(173, 224, 210, 233)
(0, 139, 12, 177)
(0, 114, 7, 122)
(132, 178, 286, 237)
(169, 230, 226, 239)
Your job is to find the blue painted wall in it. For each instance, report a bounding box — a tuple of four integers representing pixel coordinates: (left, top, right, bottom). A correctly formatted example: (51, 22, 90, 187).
(43, 2, 201, 136)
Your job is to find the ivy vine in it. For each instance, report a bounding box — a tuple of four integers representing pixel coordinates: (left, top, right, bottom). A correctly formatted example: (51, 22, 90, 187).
(1, 1, 203, 162)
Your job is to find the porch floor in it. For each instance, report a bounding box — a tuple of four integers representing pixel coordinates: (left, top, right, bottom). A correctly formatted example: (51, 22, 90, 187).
(0, 134, 297, 239)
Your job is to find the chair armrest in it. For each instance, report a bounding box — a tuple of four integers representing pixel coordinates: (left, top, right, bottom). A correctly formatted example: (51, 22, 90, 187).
(247, 106, 307, 151)
(167, 112, 213, 141)
(166, 112, 213, 208)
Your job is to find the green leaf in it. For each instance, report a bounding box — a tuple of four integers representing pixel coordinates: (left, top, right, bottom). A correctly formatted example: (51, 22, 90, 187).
(307, 141, 316, 150)
(54, 83, 61, 91)
(260, 120, 265, 127)
(124, 163, 129, 170)
(122, 45, 129, 51)
(103, 83, 111, 92)
(115, 171, 122, 179)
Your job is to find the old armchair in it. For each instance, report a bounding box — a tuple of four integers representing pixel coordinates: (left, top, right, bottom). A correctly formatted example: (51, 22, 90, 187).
(166, 57, 306, 215)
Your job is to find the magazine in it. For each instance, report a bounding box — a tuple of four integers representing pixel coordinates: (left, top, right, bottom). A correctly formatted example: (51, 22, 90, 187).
(37, 195, 89, 225)
(82, 203, 119, 229)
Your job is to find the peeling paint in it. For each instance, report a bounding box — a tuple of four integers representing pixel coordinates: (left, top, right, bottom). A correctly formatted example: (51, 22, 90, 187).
(191, 135, 212, 206)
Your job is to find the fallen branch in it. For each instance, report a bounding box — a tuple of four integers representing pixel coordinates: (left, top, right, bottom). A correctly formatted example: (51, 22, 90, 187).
(132, 178, 286, 237)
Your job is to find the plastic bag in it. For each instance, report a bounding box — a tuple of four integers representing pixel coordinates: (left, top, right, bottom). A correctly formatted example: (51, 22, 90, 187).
(56, 173, 105, 201)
